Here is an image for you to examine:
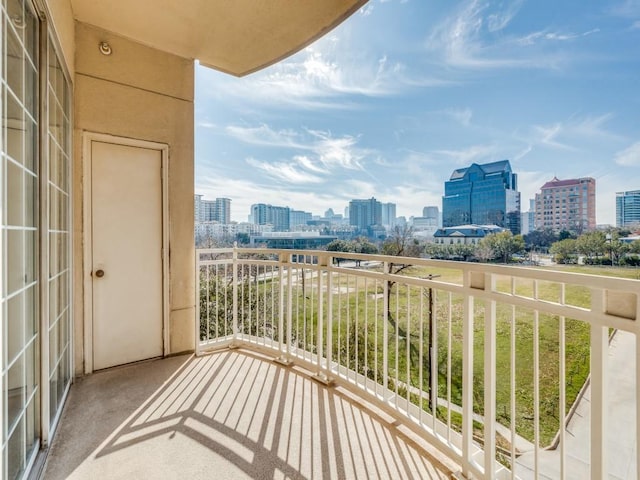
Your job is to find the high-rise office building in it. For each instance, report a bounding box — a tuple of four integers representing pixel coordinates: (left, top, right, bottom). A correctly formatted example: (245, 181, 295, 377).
(534, 177, 596, 233)
(349, 197, 382, 232)
(195, 195, 231, 223)
(421, 206, 440, 228)
(214, 197, 231, 224)
(520, 199, 535, 235)
(251, 203, 291, 231)
(381, 202, 396, 227)
(289, 209, 312, 228)
(194, 194, 204, 223)
(422, 206, 439, 221)
(442, 160, 521, 234)
(616, 190, 640, 228)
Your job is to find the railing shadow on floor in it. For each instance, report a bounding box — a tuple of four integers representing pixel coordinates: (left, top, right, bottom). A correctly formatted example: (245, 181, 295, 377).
(46, 349, 453, 479)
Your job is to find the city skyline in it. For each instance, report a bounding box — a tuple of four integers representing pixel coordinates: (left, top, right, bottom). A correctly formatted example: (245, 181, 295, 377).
(195, 0, 640, 225)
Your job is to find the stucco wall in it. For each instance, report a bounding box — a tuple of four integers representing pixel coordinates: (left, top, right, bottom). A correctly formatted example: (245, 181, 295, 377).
(73, 22, 195, 374)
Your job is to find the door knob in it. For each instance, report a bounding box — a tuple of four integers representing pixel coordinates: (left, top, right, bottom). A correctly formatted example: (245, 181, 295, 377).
(95, 269, 105, 278)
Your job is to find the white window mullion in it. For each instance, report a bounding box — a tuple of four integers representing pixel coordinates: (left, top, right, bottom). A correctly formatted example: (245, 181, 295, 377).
(1, 7, 5, 473)
(38, 16, 50, 448)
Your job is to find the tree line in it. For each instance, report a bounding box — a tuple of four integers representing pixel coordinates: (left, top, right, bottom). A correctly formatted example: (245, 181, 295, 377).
(548, 230, 640, 265)
(327, 227, 527, 264)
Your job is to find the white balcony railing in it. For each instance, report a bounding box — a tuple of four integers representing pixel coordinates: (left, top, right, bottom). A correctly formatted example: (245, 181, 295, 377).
(196, 247, 639, 480)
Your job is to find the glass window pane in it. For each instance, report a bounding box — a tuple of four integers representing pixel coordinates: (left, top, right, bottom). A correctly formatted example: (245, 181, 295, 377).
(24, 285, 38, 340)
(7, 229, 24, 294)
(49, 187, 58, 231)
(25, 170, 36, 227)
(6, 20, 24, 100)
(25, 340, 38, 399)
(7, 415, 26, 480)
(24, 5, 37, 69)
(7, 292, 25, 364)
(7, 160, 24, 226)
(25, 118, 37, 173)
(7, 352, 25, 434)
(25, 395, 40, 461)
(48, 274, 58, 322)
(6, 92, 25, 164)
(49, 138, 59, 188)
(25, 229, 37, 284)
(49, 318, 58, 374)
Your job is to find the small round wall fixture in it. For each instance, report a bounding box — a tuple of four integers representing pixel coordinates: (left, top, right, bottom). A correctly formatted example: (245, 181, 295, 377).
(99, 41, 112, 56)
(11, 14, 26, 29)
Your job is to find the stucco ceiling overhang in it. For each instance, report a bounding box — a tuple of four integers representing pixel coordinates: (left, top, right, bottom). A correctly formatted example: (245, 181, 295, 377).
(70, 0, 368, 76)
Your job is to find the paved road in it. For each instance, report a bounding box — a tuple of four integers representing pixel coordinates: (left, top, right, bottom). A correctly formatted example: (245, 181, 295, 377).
(515, 330, 637, 479)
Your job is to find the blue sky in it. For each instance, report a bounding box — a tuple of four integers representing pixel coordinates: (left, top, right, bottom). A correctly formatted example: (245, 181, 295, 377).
(195, 0, 640, 226)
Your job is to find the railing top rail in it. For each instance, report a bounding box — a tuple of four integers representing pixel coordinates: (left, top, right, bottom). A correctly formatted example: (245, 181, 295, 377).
(197, 247, 640, 291)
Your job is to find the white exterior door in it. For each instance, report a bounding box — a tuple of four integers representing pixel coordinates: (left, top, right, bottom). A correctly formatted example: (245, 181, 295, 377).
(90, 140, 164, 370)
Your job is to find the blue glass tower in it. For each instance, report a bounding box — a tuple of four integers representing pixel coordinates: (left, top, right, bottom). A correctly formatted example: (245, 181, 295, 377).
(442, 160, 521, 234)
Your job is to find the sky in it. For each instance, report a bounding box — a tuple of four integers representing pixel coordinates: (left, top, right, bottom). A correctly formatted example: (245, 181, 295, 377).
(195, 0, 640, 226)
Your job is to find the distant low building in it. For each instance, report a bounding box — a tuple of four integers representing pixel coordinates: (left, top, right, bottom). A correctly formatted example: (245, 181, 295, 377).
(249, 231, 338, 249)
(433, 224, 505, 245)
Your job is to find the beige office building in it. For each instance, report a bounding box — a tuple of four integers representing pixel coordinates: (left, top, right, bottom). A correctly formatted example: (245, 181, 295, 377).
(534, 176, 596, 232)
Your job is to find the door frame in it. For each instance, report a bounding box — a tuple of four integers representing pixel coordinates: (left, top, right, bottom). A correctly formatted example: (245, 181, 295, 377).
(82, 132, 169, 374)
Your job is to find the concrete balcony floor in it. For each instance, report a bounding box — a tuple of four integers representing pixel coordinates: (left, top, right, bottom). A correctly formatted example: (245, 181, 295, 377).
(42, 349, 455, 479)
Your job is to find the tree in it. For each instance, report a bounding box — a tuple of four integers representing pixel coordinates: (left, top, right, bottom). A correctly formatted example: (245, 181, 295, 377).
(575, 231, 606, 263)
(606, 231, 630, 266)
(523, 229, 558, 250)
(549, 238, 578, 264)
(354, 237, 379, 255)
(479, 231, 525, 263)
(236, 232, 250, 245)
(326, 239, 355, 266)
(381, 225, 423, 258)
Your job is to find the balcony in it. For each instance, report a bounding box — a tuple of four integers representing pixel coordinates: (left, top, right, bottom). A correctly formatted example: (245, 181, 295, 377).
(43, 248, 638, 479)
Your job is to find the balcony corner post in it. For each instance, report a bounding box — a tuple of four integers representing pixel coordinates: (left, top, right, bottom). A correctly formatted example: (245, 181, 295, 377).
(275, 252, 293, 366)
(232, 245, 239, 345)
(312, 253, 330, 384)
(462, 270, 475, 478)
(383, 261, 390, 397)
(195, 251, 201, 356)
(326, 255, 334, 378)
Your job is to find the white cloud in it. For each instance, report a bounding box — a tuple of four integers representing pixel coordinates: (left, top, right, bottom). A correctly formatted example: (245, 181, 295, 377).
(432, 144, 497, 165)
(487, 0, 524, 32)
(425, 0, 531, 69)
(294, 155, 329, 174)
(224, 123, 373, 172)
(444, 108, 473, 126)
(225, 124, 304, 149)
(533, 123, 577, 151)
(359, 4, 374, 16)
(615, 142, 640, 166)
(518, 114, 619, 154)
(201, 43, 403, 110)
(516, 28, 600, 46)
(517, 170, 555, 204)
(245, 157, 324, 184)
(609, 0, 640, 18)
(425, 0, 599, 70)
